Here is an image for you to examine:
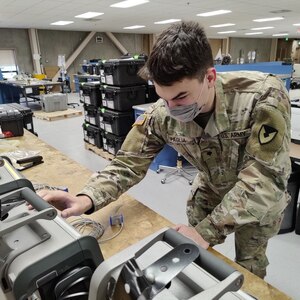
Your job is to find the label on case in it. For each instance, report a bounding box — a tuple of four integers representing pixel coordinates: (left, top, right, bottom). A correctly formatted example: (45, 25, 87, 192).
(105, 75, 113, 85)
(105, 124, 112, 133)
(107, 100, 114, 109)
(90, 117, 96, 125)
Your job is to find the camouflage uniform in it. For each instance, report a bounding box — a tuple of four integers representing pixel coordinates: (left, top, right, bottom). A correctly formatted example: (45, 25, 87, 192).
(80, 71, 291, 278)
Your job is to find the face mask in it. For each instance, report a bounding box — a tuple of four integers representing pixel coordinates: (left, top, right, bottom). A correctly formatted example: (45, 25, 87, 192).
(164, 79, 206, 122)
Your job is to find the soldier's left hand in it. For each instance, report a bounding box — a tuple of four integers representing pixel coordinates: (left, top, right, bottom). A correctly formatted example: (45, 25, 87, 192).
(174, 224, 210, 249)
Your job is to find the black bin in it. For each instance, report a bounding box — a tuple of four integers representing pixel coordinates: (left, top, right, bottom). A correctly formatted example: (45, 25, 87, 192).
(83, 123, 103, 148)
(83, 104, 99, 126)
(102, 85, 146, 111)
(279, 162, 300, 234)
(0, 107, 24, 137)
(98, 108, 134, 136)
(102, 131, 126, 155)
(103, 59, 146, 86)
(82, 82, 102, 107)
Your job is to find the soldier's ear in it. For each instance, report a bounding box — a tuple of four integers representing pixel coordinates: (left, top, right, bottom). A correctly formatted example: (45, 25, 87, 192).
(206, 68, 216, 88)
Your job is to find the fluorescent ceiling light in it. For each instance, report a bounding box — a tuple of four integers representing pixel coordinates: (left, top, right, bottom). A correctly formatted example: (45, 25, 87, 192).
(272, 33, 289, 36)
(154, 19, 181, 24)
(123, 25, 145, 29)
(293, 23, 300, 26)
(50, 21, 74, 26)
(251, 26, 274, 30)
(245, 32, 263, 35)
(111, 0, 149, 8)
(197, 10, 231, 17)
(75, 12, 104, 19)
(217, 31, 236, 34)
(210, 23, 235, 28)
(253, 17, 284, 22)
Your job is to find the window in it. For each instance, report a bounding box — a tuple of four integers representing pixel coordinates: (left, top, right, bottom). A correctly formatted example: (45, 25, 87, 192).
(0, 49, 18, 79)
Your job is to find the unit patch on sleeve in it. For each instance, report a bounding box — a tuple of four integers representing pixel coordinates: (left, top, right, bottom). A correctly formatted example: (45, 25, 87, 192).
(246, 105, 286, 163)
(258, 124, 278, 145)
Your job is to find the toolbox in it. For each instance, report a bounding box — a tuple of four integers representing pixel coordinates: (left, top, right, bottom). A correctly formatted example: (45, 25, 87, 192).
(102, 131, 126, 155)
(102, 85, 146, 111)
(0, 106, 24, 137)
(82, 82, 102, 107)
(84, 104, 99, 126)
(1, 103, 35, 134)
(83, 123, 103, 148)
(40, 93, 68, 112)
(103, 59, 146, 86)
(98, 108, 134, 136)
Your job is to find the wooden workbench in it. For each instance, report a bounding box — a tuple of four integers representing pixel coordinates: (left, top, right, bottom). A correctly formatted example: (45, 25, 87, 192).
(1, 130, 292, 300)
(290, 142, 300, 162)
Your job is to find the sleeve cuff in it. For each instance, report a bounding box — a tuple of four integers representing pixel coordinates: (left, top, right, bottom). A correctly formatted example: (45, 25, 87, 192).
(195, 217, 226, 246)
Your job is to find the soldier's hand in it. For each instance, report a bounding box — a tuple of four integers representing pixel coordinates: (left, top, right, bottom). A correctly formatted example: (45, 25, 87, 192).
(28, 190, 93, 218)
(174, 224, 210, 249)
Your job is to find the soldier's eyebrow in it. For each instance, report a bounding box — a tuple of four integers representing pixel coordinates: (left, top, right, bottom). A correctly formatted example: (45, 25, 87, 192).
(170, 91, 188, 100)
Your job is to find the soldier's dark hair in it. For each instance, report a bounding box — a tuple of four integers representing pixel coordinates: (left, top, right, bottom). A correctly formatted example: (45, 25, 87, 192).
(139, 21, 214, 86)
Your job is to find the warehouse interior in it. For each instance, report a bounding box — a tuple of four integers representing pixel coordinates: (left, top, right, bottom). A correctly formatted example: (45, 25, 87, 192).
(0, 1, 300, 299)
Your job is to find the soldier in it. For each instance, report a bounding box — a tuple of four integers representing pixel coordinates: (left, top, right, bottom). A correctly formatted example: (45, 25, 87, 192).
(39, 21, 291, 278)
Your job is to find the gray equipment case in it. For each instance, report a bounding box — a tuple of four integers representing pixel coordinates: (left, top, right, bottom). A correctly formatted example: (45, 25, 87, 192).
(40, 93, 68, 112)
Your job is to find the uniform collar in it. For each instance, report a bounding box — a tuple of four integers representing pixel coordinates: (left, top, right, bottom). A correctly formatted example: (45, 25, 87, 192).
(204, 76, 230, 137)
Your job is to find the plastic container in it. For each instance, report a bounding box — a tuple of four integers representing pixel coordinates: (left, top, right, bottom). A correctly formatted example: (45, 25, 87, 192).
(103, 59, 146, 86)
(82, 82, 102, 107)
(83, 123, 103, 148)
(1, 103, 34, 134)
(0, 106, 24, 137)
(83, 104, 99, 126)
(102, 85, 146, 111)
(41, 93, 68, 112)
(102, 131, 126, 155)
(98, 108, 134, 136)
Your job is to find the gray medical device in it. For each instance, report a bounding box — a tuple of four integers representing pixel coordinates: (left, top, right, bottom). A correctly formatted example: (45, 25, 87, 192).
(89, 228, 256, 300)
(0, 157, 103, 300)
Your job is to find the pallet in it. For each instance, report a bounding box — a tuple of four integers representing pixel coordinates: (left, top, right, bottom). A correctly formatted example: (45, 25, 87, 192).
(33, 109, 82, 121)
(84, 142, 115, 161)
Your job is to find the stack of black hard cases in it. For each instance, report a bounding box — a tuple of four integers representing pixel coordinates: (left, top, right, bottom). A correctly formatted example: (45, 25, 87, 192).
(82, 81, 103, 149)
(98, 58, 147, 155)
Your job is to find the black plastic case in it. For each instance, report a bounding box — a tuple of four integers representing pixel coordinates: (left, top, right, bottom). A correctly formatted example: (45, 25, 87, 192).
(103, 59, 145, 86)
(98, 108, 134, 136)
(102, 131, 126, 155)
(83, 123, 103, 148)
(81, 82, 102, 107)
(0, 106, 24, 137)
(102, 85, 146, 111)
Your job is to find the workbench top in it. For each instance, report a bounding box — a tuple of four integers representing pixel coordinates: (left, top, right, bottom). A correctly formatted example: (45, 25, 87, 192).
(1, 130, 292, 300)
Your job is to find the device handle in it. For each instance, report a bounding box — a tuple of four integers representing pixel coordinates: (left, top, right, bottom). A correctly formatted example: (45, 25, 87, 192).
(163, 228, 237, 282)
(0, 187, 57, 237)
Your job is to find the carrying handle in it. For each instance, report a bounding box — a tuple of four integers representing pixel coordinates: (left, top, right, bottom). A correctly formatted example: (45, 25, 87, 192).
(163, 229, 237, 282)
(0, 187, 57, 237)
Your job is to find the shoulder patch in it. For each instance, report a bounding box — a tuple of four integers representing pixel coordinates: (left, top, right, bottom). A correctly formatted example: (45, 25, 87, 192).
(258, 125, 278, 145)
(133, 113, 146, 126)
(246, 106, 286, 163)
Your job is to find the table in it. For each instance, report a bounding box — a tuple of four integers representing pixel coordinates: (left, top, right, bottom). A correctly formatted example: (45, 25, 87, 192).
(290, 142, 300, 162)
(2, 130, 292, 300)
(0, 80, 64, 106)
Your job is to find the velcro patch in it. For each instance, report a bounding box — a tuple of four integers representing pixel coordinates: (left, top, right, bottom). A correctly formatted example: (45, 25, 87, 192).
(246, 106, 285, 163)
(133, 113, 146, 126)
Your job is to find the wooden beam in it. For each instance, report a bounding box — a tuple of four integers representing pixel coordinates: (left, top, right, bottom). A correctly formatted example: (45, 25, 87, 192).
(52, 31, 96, 82)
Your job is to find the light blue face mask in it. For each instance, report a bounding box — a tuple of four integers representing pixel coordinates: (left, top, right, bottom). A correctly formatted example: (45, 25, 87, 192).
(164, 79, 206, 122)
(164, 101, 204, 122)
